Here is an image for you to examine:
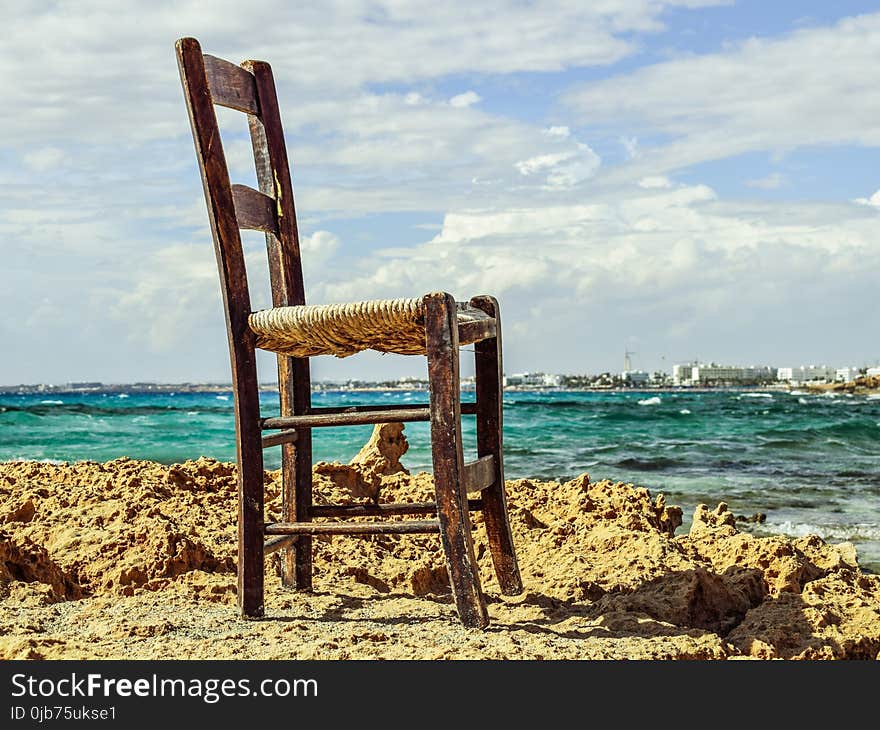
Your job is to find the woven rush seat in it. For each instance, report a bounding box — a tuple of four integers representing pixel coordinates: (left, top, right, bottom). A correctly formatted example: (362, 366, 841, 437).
(249, 295, 493, 358)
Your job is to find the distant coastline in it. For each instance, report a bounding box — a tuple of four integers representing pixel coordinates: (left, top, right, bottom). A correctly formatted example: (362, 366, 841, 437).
(0, 380, 859, 395)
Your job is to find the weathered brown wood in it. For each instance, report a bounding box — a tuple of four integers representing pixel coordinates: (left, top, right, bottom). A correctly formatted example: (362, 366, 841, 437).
(203, 54, 259, 114)
(265, 520, 440, 535)
(311, 500, 484, 518)
(425, 291, 488, 628)
(458, 317, 496, 345)
(264, 534, 298, 554)
(232, 184, 279, 235)
(471, 295, 522, 595)
(261, 407, 431, 430)
(261, 429, 299, 448)
(463, 455, 496, 493)
(244, 58, 314, 591)
(308, 402, 478, 416)
(176, 37, 265, 618)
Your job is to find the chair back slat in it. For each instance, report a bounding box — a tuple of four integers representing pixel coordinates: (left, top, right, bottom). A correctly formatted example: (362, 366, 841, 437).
(243, 60, 306, 309)
(203, 54, 260, 114)
(232, 184, 279, 235)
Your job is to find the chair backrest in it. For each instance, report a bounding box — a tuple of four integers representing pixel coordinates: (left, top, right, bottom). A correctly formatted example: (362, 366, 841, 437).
(176, 36, 311, 431)
(176, 36, 305, 319)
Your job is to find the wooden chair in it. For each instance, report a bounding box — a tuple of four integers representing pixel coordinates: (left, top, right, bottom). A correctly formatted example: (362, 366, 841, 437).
(175, 37, 522, 628)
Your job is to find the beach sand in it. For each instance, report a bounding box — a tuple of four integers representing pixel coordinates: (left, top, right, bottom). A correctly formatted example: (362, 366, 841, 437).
(2, 425, 879, 660)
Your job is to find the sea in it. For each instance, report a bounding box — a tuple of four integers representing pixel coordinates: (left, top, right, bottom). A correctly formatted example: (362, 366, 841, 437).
(2, 387, 878, 573)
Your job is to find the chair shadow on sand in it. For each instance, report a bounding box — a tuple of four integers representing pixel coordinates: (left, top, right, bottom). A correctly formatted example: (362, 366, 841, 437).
(259, 561, 845, 658)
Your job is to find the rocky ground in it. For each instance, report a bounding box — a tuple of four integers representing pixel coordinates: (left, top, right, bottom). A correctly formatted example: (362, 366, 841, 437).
(2, 424, 879, 660)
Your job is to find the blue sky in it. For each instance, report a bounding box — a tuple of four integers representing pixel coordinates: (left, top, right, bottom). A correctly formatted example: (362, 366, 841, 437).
(2, 1, 879, 384)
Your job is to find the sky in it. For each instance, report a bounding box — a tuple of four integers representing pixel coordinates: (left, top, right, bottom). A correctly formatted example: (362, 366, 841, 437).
(2, 0, 880, 385)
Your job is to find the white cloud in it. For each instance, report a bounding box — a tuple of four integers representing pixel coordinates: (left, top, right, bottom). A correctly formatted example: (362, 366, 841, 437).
(516, 152, 577, 176)
(300, 230, 340, 263)
(545, 126, 571, 138)
(566, 13, 880, 175)
(854, 189, 880, 206)
(620, 136, 640, 159)
(514, 130, 601, 190)
(23, 147, 67, 172)
(638, 175, 672, 189)
(309, 183, 879, 374)
(449, 91, 481, 108)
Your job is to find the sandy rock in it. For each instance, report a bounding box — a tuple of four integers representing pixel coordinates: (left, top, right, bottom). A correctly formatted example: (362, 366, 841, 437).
(314, 422, 410, 501)
(0, 530, 81, 601)
(351, 422, 409, 476)
(1, 426, 878, 660)
(690, 502, 738, 534)
(726, 571, 880, 659)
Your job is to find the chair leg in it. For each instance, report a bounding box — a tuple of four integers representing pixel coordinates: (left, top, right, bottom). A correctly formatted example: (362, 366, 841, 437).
(425, 292, 489, 629)
(292, 428, 313, 589)
(236, 370, 265, 618)
(470, 295, 523, 596)
(278, 355, 313, 590)
(278, 434, 313, 590)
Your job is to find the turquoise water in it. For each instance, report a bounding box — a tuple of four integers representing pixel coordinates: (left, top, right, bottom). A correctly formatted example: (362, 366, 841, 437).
(2, 388, 878, 572)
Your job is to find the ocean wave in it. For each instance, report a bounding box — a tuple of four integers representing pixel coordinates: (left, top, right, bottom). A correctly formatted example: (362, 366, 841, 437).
(40, 400, 64, 405)
(679, 408, 691, 414)
(738, 392, 773, 399)
(615, 456, 681, 471)
(637, 396, 661, 406)
(0, 404, 233, 417)
(761, 520, 880, 542)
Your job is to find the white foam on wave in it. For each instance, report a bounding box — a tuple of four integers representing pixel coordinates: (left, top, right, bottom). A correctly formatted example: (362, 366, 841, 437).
(798, 397, 808, 405)
(739, 392, 773, 399)
(762, 520, 880, 542)
(637, 396, 661, 406)
(40, 400, 63, 405)
(8, 456, 67, 465)
(215, 395, 229, 401)
(117, 393, 129, 399)
(867, 394, 880, 401)
(679, 408, 691, 414)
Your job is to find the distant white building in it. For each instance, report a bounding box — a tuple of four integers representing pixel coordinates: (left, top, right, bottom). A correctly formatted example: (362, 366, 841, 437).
(621, 370, 651, 385)
(835, 367, 858, 383)
(777, 365, 836, 384)
(672, 363, 695, 386)
(503, 372, 561, 388)
(867, 367, 880, 378)
(692, 364, 774, 385)
(673, 362, 774, 386)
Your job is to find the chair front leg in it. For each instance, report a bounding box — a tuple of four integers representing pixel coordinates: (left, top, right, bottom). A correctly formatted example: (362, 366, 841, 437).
(278, 354, 313, 590)
(424, 292, 489, 629)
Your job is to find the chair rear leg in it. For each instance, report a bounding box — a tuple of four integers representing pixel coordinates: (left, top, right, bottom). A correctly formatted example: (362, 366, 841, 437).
(236, 374, 265, 618)
(470, 295, 523, 595)
(425, 292, 489, 629)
